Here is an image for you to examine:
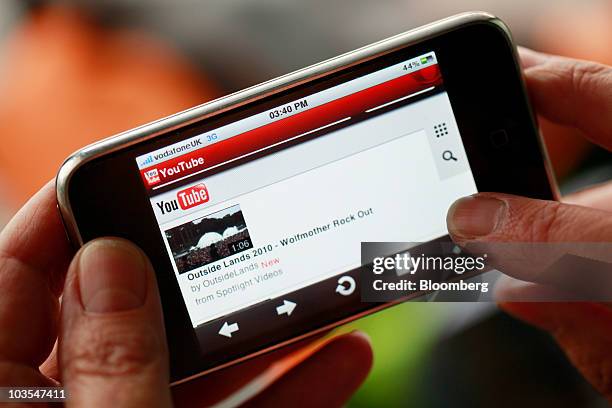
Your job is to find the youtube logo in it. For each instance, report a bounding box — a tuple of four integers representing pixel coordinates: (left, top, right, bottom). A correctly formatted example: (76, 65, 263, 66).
(140, 156, 206, 187)
(144, 168, 161, 185)
(177, 183, 210, 210)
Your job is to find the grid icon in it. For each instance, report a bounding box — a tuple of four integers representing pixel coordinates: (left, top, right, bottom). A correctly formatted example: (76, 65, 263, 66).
(434, 122, 448, 137)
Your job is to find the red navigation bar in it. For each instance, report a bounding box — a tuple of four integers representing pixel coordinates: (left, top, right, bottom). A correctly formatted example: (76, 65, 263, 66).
(140, 64, 442, 190)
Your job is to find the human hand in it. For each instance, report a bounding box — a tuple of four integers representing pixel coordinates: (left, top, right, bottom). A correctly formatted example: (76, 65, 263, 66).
(0, 182, 372, 407)
(446, 48, 612, 399)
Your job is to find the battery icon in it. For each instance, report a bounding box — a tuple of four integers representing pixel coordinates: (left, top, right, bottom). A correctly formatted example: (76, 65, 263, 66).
(420, 55, 434, 64)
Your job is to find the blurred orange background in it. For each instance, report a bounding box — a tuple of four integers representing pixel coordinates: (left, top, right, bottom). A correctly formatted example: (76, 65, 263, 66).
(0, 1, 610, 210)
(0, 2, 610, 407)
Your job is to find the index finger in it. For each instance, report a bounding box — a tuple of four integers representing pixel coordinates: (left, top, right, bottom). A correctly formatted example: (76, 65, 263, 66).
(518, 47, 612, 150)
(0, 180, 73, 367)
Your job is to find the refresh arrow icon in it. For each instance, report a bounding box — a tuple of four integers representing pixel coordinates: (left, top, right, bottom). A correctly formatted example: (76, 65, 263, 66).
(336, 276, 356, 296)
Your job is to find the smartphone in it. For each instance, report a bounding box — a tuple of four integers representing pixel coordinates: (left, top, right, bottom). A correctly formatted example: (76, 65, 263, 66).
(56, 12, 556, 384)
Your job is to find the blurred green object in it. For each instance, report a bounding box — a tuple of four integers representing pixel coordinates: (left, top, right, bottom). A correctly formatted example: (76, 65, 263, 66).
(338, 302, 448, 407)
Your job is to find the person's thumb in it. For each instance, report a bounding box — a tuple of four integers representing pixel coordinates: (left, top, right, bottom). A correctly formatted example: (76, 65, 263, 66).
(447, 192, 612, 243)
(447, 193, 612, 400)
(446, 193, 612, 297)
(59, 238, 172, 408)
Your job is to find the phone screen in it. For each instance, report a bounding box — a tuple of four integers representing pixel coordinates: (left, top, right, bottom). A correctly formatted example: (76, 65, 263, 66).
(134, 50, 477, 330)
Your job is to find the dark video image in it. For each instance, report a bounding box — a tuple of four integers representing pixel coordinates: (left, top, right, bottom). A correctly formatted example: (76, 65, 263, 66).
(165, 204, 252, 274)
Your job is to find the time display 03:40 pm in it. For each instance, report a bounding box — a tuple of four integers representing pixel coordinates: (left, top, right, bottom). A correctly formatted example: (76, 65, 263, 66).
(268, 98, 309, 119)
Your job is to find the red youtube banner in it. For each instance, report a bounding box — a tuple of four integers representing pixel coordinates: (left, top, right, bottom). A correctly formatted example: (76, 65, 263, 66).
(140, 64, 442, 190)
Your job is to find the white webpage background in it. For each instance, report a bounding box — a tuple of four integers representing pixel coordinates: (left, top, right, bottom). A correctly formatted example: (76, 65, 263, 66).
(152, 92, 477, 326)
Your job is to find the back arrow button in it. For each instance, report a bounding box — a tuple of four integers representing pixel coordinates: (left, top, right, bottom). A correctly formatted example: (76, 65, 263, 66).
(219, 322, 239, 338)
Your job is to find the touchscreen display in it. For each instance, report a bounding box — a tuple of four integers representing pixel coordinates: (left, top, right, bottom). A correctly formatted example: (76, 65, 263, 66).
(135, 51, 477, 331)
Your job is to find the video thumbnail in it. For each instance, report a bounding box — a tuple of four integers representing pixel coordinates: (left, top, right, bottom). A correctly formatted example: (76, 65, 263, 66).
(165, 204, 253, 274)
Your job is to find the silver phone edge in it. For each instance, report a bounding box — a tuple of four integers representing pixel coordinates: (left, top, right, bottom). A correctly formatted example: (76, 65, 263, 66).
(57, 11, 505, 246)
(53, 11, 558, 386)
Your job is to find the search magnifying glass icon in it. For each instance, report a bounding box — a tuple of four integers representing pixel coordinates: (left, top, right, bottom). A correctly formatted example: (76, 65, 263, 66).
(442, 150, 458, 161)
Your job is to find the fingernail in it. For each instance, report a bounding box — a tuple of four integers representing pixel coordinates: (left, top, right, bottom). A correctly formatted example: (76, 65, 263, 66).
(349, 330, 372, 344)
(78, 239, 148, 313)
(447, 195, 507, 238)
(518, 47, 550, 68)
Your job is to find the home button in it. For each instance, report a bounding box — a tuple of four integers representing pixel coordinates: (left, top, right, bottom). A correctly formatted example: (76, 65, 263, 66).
(489, 129, 509, 148)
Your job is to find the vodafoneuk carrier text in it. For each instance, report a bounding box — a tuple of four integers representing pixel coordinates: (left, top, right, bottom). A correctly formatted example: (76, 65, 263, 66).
(139, 139, 205, 167)
(135, 50, 478, 328)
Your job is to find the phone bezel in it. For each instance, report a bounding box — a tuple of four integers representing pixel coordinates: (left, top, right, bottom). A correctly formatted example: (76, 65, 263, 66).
(56, 11, 559, 385)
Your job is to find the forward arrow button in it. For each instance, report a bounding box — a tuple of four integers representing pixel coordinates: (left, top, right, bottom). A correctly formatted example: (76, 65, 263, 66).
(276, 300, 297, 316)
